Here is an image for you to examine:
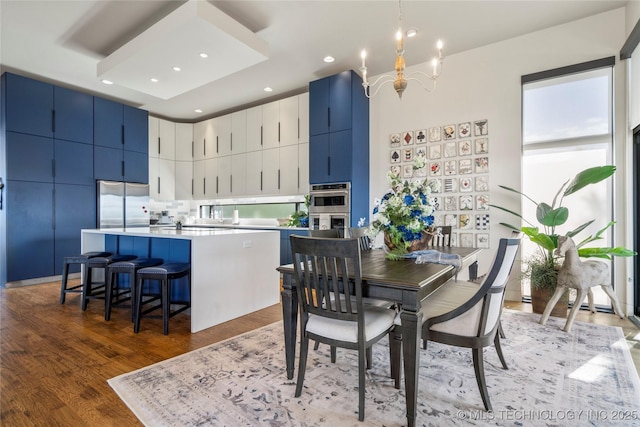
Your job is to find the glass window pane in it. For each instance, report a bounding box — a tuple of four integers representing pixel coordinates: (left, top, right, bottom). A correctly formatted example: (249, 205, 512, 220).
(523, 68, 611, 144)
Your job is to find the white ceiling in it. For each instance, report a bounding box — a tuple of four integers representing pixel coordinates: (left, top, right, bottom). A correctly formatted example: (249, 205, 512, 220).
(0, 0, 629, 122)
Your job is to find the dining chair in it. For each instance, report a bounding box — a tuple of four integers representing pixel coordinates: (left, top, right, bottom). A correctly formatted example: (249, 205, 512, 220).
(346, 226, 372, 251)
(396, 237, 520, 412)
(308, 228, 342, 238)
(290, 235, 400, 421)
(430, 225, 452, 247)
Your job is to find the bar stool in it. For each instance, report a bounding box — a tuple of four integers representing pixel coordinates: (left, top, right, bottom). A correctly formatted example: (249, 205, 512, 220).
(134, 262, 191, 335)
(59, 251, 112, 304)
(104, 257, 164, 321)
(82, 254, 138, 311)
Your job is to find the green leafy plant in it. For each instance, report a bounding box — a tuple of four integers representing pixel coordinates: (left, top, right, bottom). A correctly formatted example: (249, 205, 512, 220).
(286, 195, 310, 227)
(491, 165, 635, 289)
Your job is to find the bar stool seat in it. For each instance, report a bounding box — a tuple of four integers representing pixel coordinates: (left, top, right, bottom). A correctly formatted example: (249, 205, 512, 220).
(60, 251, 112, 304)
(134, 262, 191, 335)
(105, 258, 164, 321)
(82, 254, 137, 310)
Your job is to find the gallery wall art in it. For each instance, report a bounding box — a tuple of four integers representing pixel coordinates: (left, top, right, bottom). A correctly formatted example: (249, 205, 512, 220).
(388, 119, 490, 248)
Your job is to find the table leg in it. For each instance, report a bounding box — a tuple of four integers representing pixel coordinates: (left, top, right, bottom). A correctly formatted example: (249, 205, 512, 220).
(281, 273, 298, 380)
(401, 305, 423, 427)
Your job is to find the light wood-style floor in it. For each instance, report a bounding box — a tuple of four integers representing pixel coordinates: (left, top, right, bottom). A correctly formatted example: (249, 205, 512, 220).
(1, 280, 638, 426)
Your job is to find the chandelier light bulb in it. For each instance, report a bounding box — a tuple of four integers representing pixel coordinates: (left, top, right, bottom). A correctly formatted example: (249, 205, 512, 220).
(437, 39, 444, 50)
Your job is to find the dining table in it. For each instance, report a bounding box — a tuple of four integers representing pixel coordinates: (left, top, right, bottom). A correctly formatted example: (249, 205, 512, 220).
(277, 246, 481, 427)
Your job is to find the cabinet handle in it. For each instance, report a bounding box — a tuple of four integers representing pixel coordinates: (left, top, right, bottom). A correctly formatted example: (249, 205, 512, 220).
(121, 125, 125, 145)
(157, 176, 161, 194)
(278, 122, 280, 142)
(216, 136, 219, 153)
(191, 178, 194, 195)
(122, 160, 125, 178)
(327, 107, 331, 129)
(204, 138, 206, 156)
(297, 118, 300, 139)
(204, 177, 206, 194)
(52, 188, 55, 230)
(52, 110, 55, 133)
(327, 157, 331, 176)
(260, 171, 263, 191)
(278, 169, 280, 190)
(158, 137, 161, 155)
(192, 140, 194, 158)
(297, 167, 300, 189)
(230, 133, 233, 151)
(52, 159, 55, 179)
(260, 126, 263, 146)
(230, 174, 233, 193)
(216, 176, 219, 194)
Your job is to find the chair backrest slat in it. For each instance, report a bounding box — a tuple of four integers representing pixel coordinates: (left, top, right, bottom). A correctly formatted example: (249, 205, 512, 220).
(430, 226, 452, 247)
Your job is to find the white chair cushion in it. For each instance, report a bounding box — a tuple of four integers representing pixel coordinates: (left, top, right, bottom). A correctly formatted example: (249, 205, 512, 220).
(306, 306, 396, 343)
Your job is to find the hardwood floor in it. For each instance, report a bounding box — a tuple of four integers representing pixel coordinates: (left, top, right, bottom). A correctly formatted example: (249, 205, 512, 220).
(1, 280, 638, 426)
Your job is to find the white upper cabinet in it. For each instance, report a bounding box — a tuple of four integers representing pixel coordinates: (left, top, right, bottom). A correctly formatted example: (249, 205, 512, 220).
(175, 123, 193, 161)
(149, 157, 175, 200)
(193, 118, 215, 160)
(279, 144, 299, 194)
(246, 105, 263, 152)
(262, 101, 279, 149)
(148, 117, 176, 160)
(215, 114, 231, 156)
(298, 142, 309, 193)
(298, 93, 309, 144)
(279, 96, 298, 147)
(245, 151, 262, 195)
(175, 160, 193, 200)
(231, 110, 246, 154)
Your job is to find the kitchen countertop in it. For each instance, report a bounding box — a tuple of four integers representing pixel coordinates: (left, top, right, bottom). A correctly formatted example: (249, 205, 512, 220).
(180, 223, 309, 232)
(83, 227, 279, 240)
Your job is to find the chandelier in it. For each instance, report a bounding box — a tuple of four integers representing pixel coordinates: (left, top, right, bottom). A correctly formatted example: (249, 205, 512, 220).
(359, 0, 444, 99)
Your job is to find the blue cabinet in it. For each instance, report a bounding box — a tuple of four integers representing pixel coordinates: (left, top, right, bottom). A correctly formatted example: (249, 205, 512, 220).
(94, 98, 149, 183)
(6, 132, 54, 183)
(308, 70, 369, 227)
(54, 87, 94, 144)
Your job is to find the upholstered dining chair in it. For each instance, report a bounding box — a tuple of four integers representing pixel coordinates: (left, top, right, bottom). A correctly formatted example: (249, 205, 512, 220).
(290, 235, 400, 421)
(396, 237, 520, 412)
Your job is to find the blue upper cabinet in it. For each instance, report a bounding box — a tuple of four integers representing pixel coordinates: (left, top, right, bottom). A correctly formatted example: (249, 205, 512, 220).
(309, 71, 352, 136)
(123, 105, 149, 154)
(6, 132, 54, 183)
(94, 98, 124, 149)
(54, 86, 93, 144)
(4, 73, 54, 138)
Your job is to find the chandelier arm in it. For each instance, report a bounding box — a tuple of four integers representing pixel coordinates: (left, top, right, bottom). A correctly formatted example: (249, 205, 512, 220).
(405, 76, 438, 93)
(363, 75, 397, 98)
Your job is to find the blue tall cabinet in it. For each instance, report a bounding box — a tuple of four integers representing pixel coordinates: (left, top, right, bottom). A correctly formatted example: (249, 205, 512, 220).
(309, 70, 370, 227)
(0, 72, 148, 284)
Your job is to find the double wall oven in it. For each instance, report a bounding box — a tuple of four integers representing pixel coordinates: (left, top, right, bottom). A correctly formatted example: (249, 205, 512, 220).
(308, 182, 350, 230)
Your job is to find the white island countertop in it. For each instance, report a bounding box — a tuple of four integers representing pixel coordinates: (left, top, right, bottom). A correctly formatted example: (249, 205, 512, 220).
(81, 227, 280, 333)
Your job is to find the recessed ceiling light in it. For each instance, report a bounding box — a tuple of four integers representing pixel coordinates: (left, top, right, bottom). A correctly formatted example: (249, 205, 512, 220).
(150, 78, 158, 83)
(324, 56, 335, 63)
(199, 53, 208, 58)
(264, 87, 273, 92)
(406, 28, 418, 38)
(173, 66, 181, 72)
(195, 109, 203, 113)
(101, 79, 114, 85)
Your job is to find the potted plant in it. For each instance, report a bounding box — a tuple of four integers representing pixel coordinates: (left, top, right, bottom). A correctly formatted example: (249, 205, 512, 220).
(491, 165, 635, 315)
(285, 195, 310, 228)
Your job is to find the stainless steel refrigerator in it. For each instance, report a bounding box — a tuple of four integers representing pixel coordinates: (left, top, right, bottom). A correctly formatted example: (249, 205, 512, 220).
(97, 180, 150, 228)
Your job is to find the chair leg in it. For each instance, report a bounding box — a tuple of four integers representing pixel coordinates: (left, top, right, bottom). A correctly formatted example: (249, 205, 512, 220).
(498, 321, 506, 339)
(133, 277, 144, 333)
(366, 347, 372, 370)
(358, 345, 366, 421)
(314, 340, 320, 350)
(330, 346, 337, 363)
(494, 333, 508, 369)
(162, 278, 170, 335)
(60, 261, 70, 304)
(104, 271, 114, 321)
(81, 267, 92, 311)
(389, 329, 402, 389)
(472, 348, 492, 412)
(295, 336, 310, 397)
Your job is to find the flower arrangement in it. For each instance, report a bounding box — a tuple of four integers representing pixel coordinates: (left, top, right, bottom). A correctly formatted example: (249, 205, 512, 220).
(369, 158, 440, 258)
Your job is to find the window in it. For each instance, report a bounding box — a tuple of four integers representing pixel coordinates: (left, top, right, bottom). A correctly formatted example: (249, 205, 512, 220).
(521, 58, 614, 308)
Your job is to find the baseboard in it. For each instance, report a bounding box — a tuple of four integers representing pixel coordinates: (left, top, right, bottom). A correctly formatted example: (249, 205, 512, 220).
(5, 272, 80, 289)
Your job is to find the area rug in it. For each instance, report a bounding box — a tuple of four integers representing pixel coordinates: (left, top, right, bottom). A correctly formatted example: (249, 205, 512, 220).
(108, 310, 640, 426)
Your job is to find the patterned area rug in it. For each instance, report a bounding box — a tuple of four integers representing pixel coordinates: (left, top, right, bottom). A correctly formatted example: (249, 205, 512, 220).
(108, 310, 640, 426)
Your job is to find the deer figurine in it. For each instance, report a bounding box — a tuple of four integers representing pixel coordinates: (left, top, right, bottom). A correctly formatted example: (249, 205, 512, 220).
(540, 235, 625, 332)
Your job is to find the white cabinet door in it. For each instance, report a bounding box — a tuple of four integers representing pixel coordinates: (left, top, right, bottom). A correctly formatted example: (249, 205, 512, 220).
(246, 105, 262, 152)
(175, 160, 193, 200)
(158, 118, 176, 160)
(279, 96, 298, 147)
(231, 110, 246, 154)
(216, 114, 232, 156)
(262, 148, 279, 194)
(231, 154, 246, 195)
(217, 156, 232, 197)
(279, 144, 299, 195)
(298, 142, 309, 194)
(192, 160, 205, 199)
(175, 123, 193, 161)
(148, 116, 159, 159)
(204, 158, 218, 198)
(298, 93, 309, 144)
(262, 101, 279, 149)
(149, 157, 175, 201)
(193, 120, 215, 160)
(245, 151, 262, 195)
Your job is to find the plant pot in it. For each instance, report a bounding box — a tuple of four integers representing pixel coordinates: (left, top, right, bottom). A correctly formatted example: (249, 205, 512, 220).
(384, 229, 434, 253)
(531, 286, 568, 318)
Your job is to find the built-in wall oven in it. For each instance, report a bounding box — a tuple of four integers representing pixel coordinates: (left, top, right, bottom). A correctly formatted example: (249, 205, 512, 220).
(308, 182, 350, 230)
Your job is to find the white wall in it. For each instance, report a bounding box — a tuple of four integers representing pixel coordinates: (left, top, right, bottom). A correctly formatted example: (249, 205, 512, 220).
(369, 8, 628, 303)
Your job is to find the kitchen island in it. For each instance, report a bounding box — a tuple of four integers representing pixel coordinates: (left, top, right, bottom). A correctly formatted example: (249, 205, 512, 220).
(81, 227, 280, 333)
